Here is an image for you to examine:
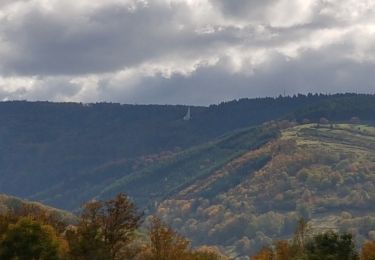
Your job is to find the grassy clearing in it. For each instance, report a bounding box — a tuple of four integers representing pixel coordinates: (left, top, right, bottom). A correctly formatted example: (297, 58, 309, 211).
(283, 124, 375, 149)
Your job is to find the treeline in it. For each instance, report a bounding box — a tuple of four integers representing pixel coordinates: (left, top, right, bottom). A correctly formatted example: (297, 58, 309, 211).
(252, 219, 375, 260)
(0, 194, 224, 260)
(287, 94, 375, 123)
(0, 193, 374, 259)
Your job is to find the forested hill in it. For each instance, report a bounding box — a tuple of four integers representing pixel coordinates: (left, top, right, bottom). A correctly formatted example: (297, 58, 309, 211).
(0, 194, 76, 224)
(0, 93, 373, 210)
(156, 123, 375, 257)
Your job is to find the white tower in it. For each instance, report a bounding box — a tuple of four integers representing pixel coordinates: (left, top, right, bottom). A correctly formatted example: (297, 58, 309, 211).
(183, 107, 191, 121)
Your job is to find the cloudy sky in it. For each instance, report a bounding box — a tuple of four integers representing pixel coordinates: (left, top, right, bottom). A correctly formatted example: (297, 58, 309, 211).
(0, 0, 374, 105)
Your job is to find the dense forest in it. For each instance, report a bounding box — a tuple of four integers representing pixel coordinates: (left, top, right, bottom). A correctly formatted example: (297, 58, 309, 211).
(0, 193, 226, 259)
(0, 93, 373, 210)
(0, 93, 374, 258)
(0, 193, 374, 259)
(156, 123, 375, 256)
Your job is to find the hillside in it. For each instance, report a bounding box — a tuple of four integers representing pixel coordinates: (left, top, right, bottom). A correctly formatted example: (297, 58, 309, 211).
(155, 123, 375, 257)
(0, 93, 374, 211)
(0, 95, 373, 257)
(32, 125, 279, 210)
(0, 194, 76, 225)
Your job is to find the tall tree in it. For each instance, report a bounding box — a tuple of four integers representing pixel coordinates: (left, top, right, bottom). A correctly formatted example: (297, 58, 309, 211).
(67, 193, 142, 260)
(292, 218, 309, 256)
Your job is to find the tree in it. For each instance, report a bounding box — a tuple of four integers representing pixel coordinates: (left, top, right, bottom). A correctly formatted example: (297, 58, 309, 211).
(0, 217, 63, 260)
(275, 240, 293, 260)
(361, 240, 375, 260)
(67, 193, 142, 260)
(251, 247, 273, 260)
(142, 216, 191, 260)
(17, 203, 68, 234)
(139, 217, 226, 260)
(66, 201, 108, 259)
(292, 218, 309, 255)
(305, 231, 358, 260)
(252, 220, 361, 260)
(102, 193, 142, 258)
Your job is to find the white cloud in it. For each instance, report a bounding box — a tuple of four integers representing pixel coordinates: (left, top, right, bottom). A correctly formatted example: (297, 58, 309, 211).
(0, 0, 374, 104)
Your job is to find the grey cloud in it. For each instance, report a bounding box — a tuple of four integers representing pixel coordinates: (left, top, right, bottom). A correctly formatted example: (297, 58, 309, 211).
(211, 0, 276, 20)
(0, 1, 239, 77)
(93, 44, 375, 105)
(26, 77, 82, 101)
(0, 0, 374, 104)
(0, 77, 82, 101)
(0, 2, 176, 75)
(0, 0, 29, 8)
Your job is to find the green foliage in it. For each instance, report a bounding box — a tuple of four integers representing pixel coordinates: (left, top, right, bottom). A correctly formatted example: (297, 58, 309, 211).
(290, 94, 375, 122)
(0, 217, 63, 260)
(305, 231, 358, 260)
(252, 220, 364, 260)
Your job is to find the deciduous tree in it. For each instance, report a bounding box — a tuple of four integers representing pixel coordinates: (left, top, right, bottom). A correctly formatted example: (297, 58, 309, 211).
(67, 193, 142, 260)
(0, 217, 64, 260)
(360, 240, 375, 260)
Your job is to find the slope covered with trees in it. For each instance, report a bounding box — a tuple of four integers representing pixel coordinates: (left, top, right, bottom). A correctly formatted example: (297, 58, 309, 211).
(0, 193, 227, 260)
(0, 93, 374, 211)
(156, 123, 375, 257)
(31, 125, 279, 209)
(0, 193, 373, 260)
(0, 94, 374, 258)
(0, 194, 76, 225)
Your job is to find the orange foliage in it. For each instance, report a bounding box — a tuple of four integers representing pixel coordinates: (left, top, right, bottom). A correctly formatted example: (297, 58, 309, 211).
(275, 240, 292, 260)
(252, 247, 274, 260)
(361, 240, 375, 260)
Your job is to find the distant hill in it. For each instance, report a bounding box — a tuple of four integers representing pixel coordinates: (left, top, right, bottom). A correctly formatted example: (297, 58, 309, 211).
(0, 93, 373, 211)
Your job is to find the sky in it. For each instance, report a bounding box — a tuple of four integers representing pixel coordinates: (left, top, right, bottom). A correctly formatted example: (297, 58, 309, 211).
(0, 0, 374, 105)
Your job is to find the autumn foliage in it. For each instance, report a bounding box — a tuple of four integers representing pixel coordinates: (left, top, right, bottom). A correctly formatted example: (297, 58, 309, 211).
(251, 218, 370, 260)
(361, 241, 375, 260)
(0, 193, 374, 260)
(0, 193, 225, 260)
